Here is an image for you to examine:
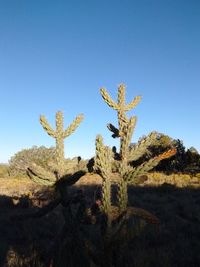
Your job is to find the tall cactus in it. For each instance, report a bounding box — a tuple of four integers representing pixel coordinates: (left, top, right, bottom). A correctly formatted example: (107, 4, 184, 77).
(96, 84, 176, 213)
(92, 85, 177, 267)
(28, 111, 84, 185)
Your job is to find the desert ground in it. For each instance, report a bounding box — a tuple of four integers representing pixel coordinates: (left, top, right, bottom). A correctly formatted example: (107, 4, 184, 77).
(0, 173, 200, 266)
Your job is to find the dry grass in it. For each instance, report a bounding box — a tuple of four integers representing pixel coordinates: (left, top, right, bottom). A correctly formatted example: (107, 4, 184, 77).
(1, 173, 200, 266)
(0, 178, 38, 196)
(145, 172, 200, 187)
(1, 172, 200, 198)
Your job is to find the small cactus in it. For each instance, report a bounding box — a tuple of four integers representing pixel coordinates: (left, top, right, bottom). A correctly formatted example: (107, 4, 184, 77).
(40, 111, 83, 177)
(27, 111, 84, 186)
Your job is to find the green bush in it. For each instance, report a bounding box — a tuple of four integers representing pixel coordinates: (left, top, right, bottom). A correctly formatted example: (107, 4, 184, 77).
(9, 146, 56, 177)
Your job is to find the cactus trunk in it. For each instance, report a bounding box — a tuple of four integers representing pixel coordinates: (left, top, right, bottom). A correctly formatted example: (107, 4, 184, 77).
(56, 111, 65, 177)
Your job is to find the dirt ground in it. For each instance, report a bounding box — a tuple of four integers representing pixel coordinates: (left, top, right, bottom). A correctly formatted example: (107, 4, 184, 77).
(1, 174, 200, 267)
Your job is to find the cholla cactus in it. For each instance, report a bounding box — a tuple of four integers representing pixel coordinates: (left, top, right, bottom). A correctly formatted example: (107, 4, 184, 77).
(95, 135, 113, 223)
(27, 111, 84, 186)
(90, 83, 177, 267)
(96, 84, 176, 213)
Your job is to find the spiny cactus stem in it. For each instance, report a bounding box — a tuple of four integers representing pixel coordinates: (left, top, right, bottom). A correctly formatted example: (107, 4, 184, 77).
(118, 84, 126, 108)
(102, 178, 111, 216)
(117, 179, 128, 213)
(55, 111, 65, 176)
(56, 111, 64, 134)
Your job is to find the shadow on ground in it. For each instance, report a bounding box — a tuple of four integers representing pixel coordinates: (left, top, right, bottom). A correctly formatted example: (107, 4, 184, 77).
(0, 184, 200, 267)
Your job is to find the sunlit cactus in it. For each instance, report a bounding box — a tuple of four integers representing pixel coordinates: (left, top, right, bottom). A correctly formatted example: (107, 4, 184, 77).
(40, 111, 83, 177)
(96, 84, 177, 213)
(91, 84, 177, 266)
(95, 135, 112, 220)
(27, 111, 84, 185)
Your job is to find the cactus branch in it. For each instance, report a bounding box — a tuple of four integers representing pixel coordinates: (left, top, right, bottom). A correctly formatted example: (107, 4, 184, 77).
(129, 131, 158, 161)
(107, 123, 119, 138)
(40, 115, 56, 138)
(63, 114, 84, 138)
(124, 95, 142, 111)
(125, 148, 177, 183)
(27, 163, 57, 186)
(100, 88, 119, 110)
(95, 135, 112, 216)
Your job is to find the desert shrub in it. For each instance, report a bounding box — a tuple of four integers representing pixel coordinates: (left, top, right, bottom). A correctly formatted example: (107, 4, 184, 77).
(9, 146, 56, 177)
(0, 164, 9, 178)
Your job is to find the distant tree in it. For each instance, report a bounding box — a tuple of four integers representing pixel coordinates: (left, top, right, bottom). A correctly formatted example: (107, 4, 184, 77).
(152, 134, 174, 172)
(184, 147, 200, 174)
(9, 146, 56, 177)
(151, 138, 200, 174)
(188, 146, 199, 155)
(169, 139, 186, 172)
(150, 133, 173, 151)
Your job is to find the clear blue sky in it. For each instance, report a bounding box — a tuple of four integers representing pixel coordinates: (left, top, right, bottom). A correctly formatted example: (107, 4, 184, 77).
(0, 0, 199, 163)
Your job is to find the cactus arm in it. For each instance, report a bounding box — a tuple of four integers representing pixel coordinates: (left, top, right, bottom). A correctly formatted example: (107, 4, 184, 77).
(120, 116, 137, 162)
(156, 147, 177, 161)
(124, 95, 142, 112)
(125, 207, 160, 225)
(27, 163, 57, 186)
(63, 114, 84, 138)
(40, 115, 56, 137)
(56, 170, 86, 187)
(100, 88, 119, 110)
(95, 135, 112, 217)
(95, 135, 112, 179)
(107, 123, 119, 138)
(27, 171, 51, 186)
(128, 131, 158, 161)
(125, 148, 177, 183)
